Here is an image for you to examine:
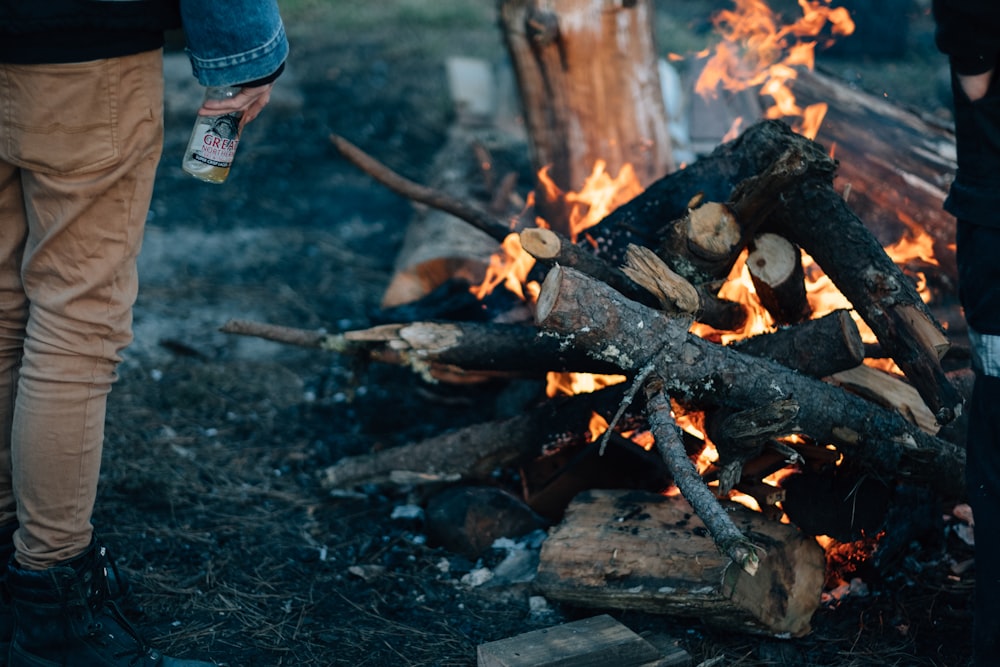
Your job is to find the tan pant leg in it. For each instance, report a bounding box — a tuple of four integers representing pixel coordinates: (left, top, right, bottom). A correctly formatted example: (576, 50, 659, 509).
(0, 50, 164, 569)
(0, 164, 28, 528)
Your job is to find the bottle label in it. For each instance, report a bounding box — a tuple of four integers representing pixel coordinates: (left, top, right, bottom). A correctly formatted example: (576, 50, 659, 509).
(189, 114, 241, 168)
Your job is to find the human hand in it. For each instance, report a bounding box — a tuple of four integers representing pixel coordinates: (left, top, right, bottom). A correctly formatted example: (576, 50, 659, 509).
(198, 84, 276, 127)
(958, 70, 994, 101)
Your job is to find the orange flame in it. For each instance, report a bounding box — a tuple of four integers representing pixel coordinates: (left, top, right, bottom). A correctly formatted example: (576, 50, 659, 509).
(538, 160, 645, 243)
(545, 372, 627, 399)
(695, 0, 855, 139)
(470, 232, 538, 301)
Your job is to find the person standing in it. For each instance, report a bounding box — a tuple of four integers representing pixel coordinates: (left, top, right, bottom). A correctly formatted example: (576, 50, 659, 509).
(0, 1, 288, 664)
(932, 1, 1000, 664)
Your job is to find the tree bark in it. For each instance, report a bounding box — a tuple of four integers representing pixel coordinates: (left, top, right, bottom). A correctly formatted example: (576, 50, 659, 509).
(585, 120, 961, 424)
(535, 265, 965, 496)
(727, 309, 864, 378)
(320, 385, 631, 491)
(535, 488, 826, 637)
(498, 0, 673, 232)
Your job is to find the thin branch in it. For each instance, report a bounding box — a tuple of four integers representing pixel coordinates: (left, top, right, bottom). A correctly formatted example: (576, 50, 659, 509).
(643, 375, 762, 575)
(330, 134, 512, 243)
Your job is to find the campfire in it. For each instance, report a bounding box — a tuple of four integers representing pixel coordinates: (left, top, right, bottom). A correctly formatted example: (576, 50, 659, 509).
(224, 0, 969, 641)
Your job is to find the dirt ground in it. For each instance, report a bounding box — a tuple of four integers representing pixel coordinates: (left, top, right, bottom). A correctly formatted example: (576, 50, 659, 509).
(93, 1, 975, 665)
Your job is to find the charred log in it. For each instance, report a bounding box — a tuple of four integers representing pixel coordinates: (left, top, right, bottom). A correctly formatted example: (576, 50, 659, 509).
(535, 265, 965, 496)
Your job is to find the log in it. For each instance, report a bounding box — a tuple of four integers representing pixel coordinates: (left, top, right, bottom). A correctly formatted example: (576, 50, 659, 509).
(498, 0, 672, 232)
(320, 384, 631, 491)
(520, 227, 747, 331)
(535, 489, 826, 637)
(222, 319, 623, 381)
(587, 120, 961, 424)
(794, 67, 958, 286)
(746, 232, 811, 325)
(535, 265, 965, 496)
(829, 364, 939, 436)
(727, 309, 864, 378)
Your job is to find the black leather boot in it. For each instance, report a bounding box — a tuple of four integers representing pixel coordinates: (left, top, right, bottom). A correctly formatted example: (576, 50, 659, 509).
(0, 521, 17, 667)
(7, 541, 213, 667)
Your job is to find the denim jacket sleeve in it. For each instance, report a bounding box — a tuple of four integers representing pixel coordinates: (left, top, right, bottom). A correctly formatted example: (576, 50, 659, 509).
(179, 0, 288, 87)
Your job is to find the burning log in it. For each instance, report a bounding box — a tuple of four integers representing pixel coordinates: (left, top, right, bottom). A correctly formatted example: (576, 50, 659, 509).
(746, 232, 811, 325)
(320, 385, 633, 492)
(535, 265, 965, 496)
(794, 67, 958, 283)
(520, 227, 748, 331)
(535, 488, 826, 638)
(587, 120, 961, 424)
(727, 309, 864, 379)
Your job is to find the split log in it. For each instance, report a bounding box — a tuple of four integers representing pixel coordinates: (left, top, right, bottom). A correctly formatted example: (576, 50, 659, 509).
(498, 0, 672, 232)
(535, 265, 965, 496)
(587, 120, 961, 424)
(535, 488, 826, 637)
(829, 364, 939, 436)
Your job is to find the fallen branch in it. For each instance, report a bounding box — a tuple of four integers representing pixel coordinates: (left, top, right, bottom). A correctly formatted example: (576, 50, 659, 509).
(644, 376, 760, 575)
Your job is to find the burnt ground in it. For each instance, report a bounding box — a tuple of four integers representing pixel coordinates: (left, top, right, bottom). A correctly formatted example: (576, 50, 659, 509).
(92, 2, 976, 666)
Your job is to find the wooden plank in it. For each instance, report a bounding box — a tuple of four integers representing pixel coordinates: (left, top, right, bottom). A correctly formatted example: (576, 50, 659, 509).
(476, 614, 666, 667)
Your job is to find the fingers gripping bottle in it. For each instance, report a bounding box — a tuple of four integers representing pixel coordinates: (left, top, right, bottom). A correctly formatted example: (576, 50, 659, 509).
(182, 86, 243, 183)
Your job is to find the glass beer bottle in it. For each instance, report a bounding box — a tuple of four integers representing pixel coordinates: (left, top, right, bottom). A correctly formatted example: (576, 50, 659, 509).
(182, 86, 243, 184)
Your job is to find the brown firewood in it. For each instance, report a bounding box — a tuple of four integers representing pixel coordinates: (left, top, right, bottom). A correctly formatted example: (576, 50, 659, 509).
(621, 244, 700, 315)
(520, 227, 665, 312)
(535, 265, 965, 496)
(520, 227, 748, 331)
(746, 232, 811, 325)
(586, 120, 961, 424)
(829, 364, 939, 436)
(794, 67, 958, 283)
(320, 385, 631, 491)
(498, 0, 672, 232)
(728, 309, 864, 378)
(657, 201, 742, 286)
(535, 488, 826, 637)
(222, 319, 624, 381)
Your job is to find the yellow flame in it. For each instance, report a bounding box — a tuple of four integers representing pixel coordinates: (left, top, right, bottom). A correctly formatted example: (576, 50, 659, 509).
(470, 232, 537, 301)
(545, 372, 627, 399)
(694, 0, 855, 138)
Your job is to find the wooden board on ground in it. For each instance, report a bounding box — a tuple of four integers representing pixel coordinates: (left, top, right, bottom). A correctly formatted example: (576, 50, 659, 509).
(476, 614, 691, 667)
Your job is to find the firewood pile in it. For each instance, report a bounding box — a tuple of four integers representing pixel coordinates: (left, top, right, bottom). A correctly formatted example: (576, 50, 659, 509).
(223, 0, 970, 641)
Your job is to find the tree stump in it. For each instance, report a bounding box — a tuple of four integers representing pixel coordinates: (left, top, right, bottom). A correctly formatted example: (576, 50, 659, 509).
(498, 0, 674, 232)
